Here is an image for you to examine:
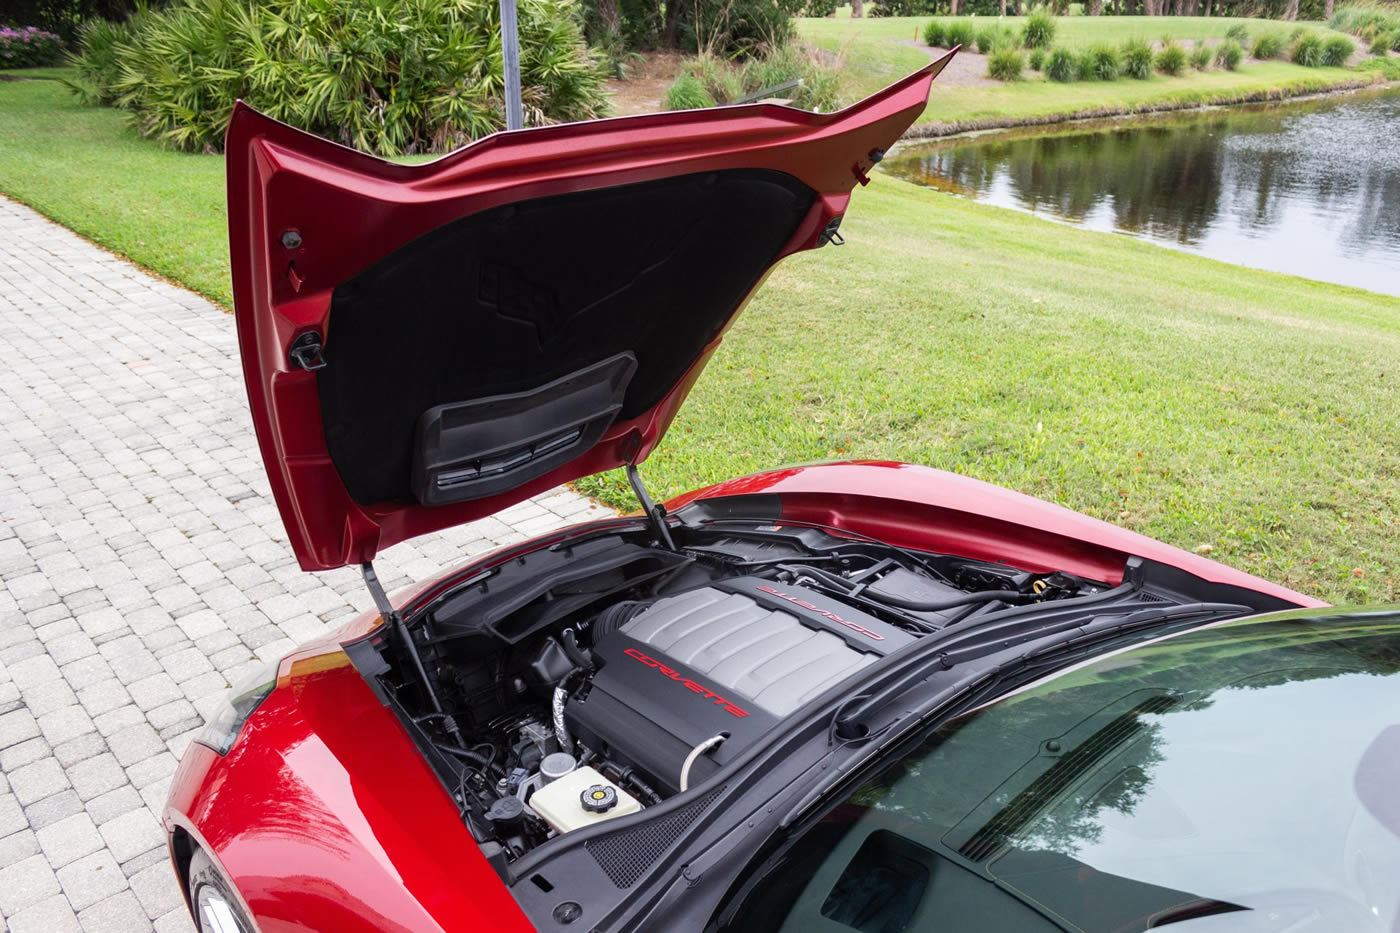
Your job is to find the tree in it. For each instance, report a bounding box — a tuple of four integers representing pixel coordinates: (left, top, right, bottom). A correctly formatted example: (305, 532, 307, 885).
(1283, 0, 1299, 18)
(852, 0, 864, 15)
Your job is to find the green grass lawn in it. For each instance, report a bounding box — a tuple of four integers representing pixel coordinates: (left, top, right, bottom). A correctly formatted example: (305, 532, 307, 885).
(799, 14, 1381, 131)
(3, 69, 1398, 604)
(0, 72, 231, 304)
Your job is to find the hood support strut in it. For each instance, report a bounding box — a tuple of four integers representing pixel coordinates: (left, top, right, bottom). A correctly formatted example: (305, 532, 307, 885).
(627, 463, 676, 552)
(362, 562, 466, 749)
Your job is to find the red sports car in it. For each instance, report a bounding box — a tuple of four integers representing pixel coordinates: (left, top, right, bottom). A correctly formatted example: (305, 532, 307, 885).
(164, 55, 1400, 933)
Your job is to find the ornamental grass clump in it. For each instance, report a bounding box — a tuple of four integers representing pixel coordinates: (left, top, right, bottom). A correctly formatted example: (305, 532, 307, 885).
(740, 45, 842, 111)
(987, 46, 1025, 80)
(1320, 34, 1355, 66)
(1216, 39, 1244, 70)
(1080, 42, 1121, 80)
(1251, 32, 1285, 59)
(1021, 6, 1056, 49)
(1291, 31, 1324, 66)
(1370, 30, 1394, 55)
(68, 0, 608, 156)
(1155, 40, 1188, 75)
(923, 19, 947, 47)
(1225, 22, 1250, 43)
(1029, 47, 1046, 70)
(0, 26, 63, 68)
(666, 73, 715, 110)
(1190, 40, 1213, 69)
(975, 25, 1015, 53)
(1121, 38, 1154, 79)
(1045, 46, 1078, 81)
(944, 19, 976, 49)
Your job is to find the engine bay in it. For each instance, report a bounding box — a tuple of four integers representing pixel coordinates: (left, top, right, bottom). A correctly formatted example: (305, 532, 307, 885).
(343, 514, 1265, 873)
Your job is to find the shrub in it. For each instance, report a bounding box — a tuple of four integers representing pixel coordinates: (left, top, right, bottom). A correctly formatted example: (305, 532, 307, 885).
(1370, 30, 1393, 54)
(944, 19, 976, 49)
(666, 73, 716, 110)
(1330, 1, 1400, 35)
(987, 46, 1025, 80)
(740, 45, 842, 111)
(806, 0, 840, 14)
(1291, 32, 1324, 66)
(69, 0, 607, 156)
(923, 19, 947, 47)
(1021, 6, 1056, 49)
(1252, 32, 1285, 59)
(1190, 40, 1213, 70)
(1224, 22, 1249, 43)
(1216, 39, 1244, 70)
(0, 25, 63, 68)
(689, 55, 744, 103)
(1045, 46, 1078, 81)
(1121, 38, 1153, 78)
(1080, 42, 1121, 80)
(1156, 40, 1187, 75)
(1029, 47, 1047, 70)
(975, 25, 1011, 53)
(1321, 34, 1355, 65)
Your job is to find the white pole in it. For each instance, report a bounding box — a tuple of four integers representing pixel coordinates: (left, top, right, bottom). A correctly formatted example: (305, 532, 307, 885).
(500, 0, 523, 130)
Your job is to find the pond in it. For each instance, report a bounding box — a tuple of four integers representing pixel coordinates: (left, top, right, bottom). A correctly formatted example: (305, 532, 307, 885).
(884, 89, 1400, 296)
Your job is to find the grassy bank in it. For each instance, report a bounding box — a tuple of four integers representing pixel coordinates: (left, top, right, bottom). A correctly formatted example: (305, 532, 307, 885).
(800, 14, 1384, 132)
(0, 72, 231, 303)
(3, 69, 1398, 604)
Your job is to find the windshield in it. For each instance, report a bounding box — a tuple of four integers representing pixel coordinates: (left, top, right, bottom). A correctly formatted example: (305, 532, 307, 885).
(724, 611, 1400, 933)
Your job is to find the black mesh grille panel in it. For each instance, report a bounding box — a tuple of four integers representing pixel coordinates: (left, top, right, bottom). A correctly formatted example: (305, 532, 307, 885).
(586, 788, 723, 888)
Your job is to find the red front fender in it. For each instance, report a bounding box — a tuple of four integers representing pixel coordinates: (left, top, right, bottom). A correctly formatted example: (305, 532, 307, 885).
(165, 651, 535, 933)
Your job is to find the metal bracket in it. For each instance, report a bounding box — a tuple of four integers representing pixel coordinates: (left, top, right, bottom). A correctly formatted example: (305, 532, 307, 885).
(288, 331, 326, 371)
(820, 216, 846, 247)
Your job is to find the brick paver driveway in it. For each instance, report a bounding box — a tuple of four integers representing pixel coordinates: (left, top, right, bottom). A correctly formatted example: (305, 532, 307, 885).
(0, 197, 616, 932)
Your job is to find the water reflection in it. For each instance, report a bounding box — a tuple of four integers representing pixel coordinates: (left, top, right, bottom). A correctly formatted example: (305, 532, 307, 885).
(885, 90, 1400, 295)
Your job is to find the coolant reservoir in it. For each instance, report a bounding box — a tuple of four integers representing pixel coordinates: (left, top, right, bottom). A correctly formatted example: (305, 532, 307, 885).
(529, 766, 641, 833)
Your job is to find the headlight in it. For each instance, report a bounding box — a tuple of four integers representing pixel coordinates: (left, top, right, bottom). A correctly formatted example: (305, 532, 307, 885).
(196, 659, 281, 755)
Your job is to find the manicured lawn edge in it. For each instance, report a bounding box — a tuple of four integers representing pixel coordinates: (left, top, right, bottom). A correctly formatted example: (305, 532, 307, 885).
(904, 71, 1387, 137)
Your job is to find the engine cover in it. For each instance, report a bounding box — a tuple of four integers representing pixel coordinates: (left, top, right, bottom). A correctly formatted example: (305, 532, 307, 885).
(566, 577, 913, 793)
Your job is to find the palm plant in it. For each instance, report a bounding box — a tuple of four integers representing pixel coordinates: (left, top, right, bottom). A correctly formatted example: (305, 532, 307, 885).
(70, 0, 608, 156)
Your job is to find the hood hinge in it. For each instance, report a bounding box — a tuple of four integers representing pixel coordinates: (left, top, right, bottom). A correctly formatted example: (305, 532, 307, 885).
(361, 562, 466, 749)
(626, 462, 676, 552)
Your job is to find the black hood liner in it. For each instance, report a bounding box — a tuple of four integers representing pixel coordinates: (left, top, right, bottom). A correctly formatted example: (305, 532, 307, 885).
(319, 168, 817, 505)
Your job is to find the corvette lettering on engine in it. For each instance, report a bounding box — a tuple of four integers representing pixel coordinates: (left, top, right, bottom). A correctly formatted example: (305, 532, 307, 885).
(756, 584, 886, 641)
(623, 647, 751, 718)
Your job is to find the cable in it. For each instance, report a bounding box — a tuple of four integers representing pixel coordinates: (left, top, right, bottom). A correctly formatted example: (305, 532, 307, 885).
(680, 733, 727, 792)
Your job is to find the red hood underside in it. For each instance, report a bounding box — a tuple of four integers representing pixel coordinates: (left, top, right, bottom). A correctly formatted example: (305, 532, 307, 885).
(226, 54, 952, 571)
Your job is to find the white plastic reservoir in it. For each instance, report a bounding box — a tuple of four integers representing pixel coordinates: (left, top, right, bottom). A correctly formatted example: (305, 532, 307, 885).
(529, 765, 641, 834)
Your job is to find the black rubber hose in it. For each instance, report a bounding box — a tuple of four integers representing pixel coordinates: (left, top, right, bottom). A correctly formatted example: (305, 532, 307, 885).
(871, 588, 1026, 612)
(784, 562, 1026, 613)
(559, 629, 594, 670)
(433, 743, 500, 775)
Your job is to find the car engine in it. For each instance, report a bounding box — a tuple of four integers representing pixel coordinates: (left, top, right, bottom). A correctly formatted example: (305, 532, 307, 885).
(345, 517, 1166, 867)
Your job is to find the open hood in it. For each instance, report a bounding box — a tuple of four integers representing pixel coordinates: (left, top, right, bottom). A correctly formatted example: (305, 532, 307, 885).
(228, 54, 951, 571)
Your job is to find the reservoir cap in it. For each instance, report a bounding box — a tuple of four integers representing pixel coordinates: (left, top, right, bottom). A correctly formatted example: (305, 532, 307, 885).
(580, 784, 618, 813)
